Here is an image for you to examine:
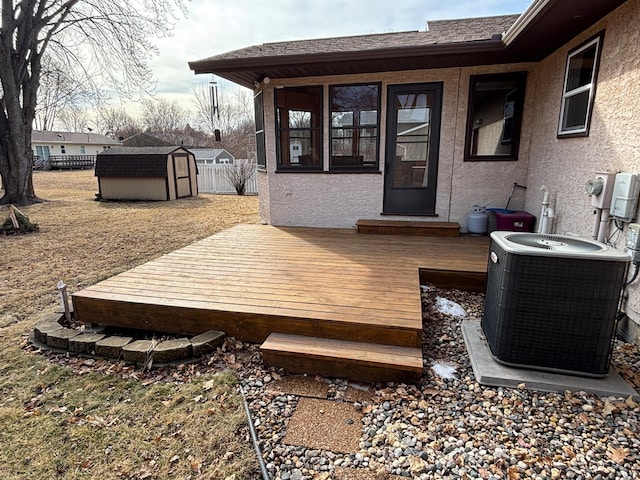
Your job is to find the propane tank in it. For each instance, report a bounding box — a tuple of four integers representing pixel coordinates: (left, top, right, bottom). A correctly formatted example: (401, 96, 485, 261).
(468, 205, 489, 235)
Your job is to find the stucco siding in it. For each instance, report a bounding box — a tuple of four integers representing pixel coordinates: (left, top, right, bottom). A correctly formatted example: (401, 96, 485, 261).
(523, 0, 640, 340)
(258, 65, 536, 229)
(257, 171, 271, 224)
(450, 64, 537, 230)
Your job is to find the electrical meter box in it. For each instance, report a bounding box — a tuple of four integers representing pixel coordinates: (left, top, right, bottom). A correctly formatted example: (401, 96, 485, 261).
(626, 223, 640, 250)
(626, 223, 640, 262)
(611, 172, 640, 222)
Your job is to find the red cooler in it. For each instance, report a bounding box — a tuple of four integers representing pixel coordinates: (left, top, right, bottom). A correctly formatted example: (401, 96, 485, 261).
(494, 210, 536, 232)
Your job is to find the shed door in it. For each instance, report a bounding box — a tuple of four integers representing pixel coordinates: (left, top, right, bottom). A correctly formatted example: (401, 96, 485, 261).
(383, 83, 442, 214)
(173, 155, 192, 198)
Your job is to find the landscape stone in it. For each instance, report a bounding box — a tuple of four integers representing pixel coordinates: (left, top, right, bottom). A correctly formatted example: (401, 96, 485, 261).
(35, 311, 64, 325)
(46, 327, 80, 349)
(33, 321, 63, 343)
(68, 333, 107, 354)
(153, 338, 192, 363)
(122, 339, 156, 364)
(191, 330, 225, 356)
(95, 336, 133, 359)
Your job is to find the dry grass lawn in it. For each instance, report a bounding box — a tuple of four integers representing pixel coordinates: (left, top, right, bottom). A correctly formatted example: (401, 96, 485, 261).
(0, 170, 261, 479)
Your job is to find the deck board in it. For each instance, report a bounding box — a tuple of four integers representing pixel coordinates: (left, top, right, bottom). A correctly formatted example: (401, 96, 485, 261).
(72, 224, 489, 348)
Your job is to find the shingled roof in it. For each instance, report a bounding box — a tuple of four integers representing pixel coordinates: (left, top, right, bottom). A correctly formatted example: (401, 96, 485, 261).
(206, 15, 517, 62)
(95, 146, 186, 178)
(189, 15, 516, 88)
(189, 0, 628, 89)
(32, 130, 120, 146)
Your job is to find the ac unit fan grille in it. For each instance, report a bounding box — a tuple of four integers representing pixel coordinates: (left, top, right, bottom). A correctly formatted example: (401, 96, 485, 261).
(482, 240, 627, 376)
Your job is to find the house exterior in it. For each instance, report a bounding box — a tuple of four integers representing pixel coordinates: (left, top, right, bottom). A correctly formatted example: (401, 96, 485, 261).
(95, 146, 198, 201)
(190, 148, 235, 165)
(189, 0, 640, 344)
(32, 130, 121, 168)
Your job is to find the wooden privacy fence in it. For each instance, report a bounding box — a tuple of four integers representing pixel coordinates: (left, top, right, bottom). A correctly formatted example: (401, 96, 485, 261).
(197, 162, 258, 195)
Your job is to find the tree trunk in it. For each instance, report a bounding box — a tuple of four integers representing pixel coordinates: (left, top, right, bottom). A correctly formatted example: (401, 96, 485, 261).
(0, 111, 40, 205)
(0, 148, 39, 206)
(0, 8, 41, 207)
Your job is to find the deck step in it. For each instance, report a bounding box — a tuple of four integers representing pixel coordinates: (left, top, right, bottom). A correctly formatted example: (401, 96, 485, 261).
(356, 219, 460, 237)
(261, 333, 423, 384)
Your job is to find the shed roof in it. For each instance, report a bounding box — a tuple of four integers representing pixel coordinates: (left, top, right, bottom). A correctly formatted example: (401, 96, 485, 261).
(95, 146, 189, 177)
(188, 0, 627, 89)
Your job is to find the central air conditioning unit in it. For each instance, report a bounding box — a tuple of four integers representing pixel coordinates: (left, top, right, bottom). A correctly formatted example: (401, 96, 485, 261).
(482, 232, 629, 377)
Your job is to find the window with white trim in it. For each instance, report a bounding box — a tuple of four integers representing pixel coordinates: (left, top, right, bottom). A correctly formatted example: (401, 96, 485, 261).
(558, 32, 604, 137)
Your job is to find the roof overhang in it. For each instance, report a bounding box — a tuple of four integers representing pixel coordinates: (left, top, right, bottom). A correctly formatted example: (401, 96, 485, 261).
(189, 39, 506, 89)
(188, 0, 629, 89)
(502, 0, 627, 60)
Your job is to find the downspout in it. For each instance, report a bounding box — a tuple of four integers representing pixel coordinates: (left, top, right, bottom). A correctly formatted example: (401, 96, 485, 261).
(538, 185, 551, 234)
(597, 208, 610, 243)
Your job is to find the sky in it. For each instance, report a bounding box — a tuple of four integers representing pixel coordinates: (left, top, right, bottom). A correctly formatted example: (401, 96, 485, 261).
(141, 0, 533, 110)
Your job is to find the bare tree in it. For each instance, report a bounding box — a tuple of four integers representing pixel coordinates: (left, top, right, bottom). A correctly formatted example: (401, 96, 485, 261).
(33, 56, 97, 131)
(95, 106, 141, 139)
(192, 82, 255, 157)
(57, 104, 90, 133)
(141, 97, 191, 144)
(223, 160, 257, 195)
(0, 0, 186, 205)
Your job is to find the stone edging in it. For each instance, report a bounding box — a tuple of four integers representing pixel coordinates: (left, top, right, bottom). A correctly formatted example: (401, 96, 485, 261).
(30, 311, 226, 366)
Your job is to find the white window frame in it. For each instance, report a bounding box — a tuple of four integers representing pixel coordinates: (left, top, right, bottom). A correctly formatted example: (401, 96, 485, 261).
(558, 33, 604, 137)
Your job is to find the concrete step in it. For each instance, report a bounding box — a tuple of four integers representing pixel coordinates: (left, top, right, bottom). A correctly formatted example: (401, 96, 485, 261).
(261, 333, 423, 384)
(356, 219, 460, 237)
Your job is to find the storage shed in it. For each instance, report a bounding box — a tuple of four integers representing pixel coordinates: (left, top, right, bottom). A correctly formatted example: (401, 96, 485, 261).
(95, 146, 198, 201)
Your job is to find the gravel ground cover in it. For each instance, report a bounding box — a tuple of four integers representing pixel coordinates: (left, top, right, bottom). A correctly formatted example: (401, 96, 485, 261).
(237, 285, 640, 480)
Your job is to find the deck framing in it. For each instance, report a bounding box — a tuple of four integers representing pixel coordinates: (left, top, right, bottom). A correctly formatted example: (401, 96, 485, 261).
(72, 224, 489, 349)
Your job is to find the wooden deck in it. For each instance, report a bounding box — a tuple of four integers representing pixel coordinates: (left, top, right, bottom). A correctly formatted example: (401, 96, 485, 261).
(72, 224, 490, 382)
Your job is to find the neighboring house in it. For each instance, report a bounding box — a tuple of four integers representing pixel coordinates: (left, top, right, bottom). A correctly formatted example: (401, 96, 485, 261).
(32, 130, 121, 168)
(191, 148, 235, 165)
(95, 146, 198, 201)
(189, 0, 640, 344)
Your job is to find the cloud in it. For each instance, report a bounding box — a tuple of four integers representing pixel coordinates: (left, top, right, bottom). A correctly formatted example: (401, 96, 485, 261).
(145, 0, 530, 106)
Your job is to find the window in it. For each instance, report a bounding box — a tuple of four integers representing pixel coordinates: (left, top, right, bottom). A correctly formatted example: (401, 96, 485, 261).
(61, 145, 66, 154)
(275, 86, 323, 170)
(558, 32, 604, 137)
(330, 84, 380, 170)
(80, 145, 86, 154)
(254, 91, 266, 168)
(464, 72, 527, 161)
